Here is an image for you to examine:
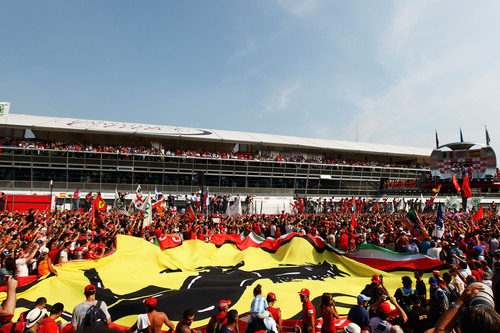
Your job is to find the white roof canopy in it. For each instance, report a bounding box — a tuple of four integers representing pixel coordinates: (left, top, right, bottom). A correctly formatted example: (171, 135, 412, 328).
(0, 113, 432, 157)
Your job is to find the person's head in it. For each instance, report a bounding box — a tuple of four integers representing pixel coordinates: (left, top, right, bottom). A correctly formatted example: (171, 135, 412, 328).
(253, 284, 262, 297)
(84, 284, 96, 299)
(266, 293, 277, 306)
(402, 276, 412, 288)
(143, 297, 157, 312)
(483, 272, 491, 281)
(298, 288, 310, 302)
(371, 274, 381, 284)
(456, 305, 500, 333)
(176, 325, 191, 333)
(408, 294, 421, 307)
(357, 294, 370, 307)
(414, 270, 423, 280)
(217, 300, 231, 313)
(429, 277, 438, 289)
(34, 297, 47, 309)
(226, 309, 238, 326)
(377, 302, 392, 320)
(320, 293, 333, 308)
(182, 308, 195, 326)
(443, 272, 452, 285)
(25, 308, 47, 330)
(49, 303, 64, 318)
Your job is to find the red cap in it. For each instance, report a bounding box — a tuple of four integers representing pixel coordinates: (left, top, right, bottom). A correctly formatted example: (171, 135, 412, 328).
(84, 284, 96, 293)
(143, 297, 157, 307)
(267, 292, 277, 301)
(433, 270, 440, 276)
(378, 302, 392, 315)
(372, 274, 381, 284)
(298, 288, 310, 297)
(217, 300, 231, 309)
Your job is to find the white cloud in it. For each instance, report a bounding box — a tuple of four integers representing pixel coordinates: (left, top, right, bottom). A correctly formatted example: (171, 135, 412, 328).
(259, 80, 301, 116)
(382, 0, 430, 58)
(338, 1, 500, 157)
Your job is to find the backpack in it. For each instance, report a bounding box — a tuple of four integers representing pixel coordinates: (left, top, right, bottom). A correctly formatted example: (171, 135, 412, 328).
(209, 315, 225, 333)
(443, 285, 460, 304)
(81, 301, 108, 329)
(12, 311, 27, 333)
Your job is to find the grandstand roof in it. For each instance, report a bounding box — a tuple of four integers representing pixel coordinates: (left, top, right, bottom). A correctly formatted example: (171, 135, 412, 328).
(0, 113, 432, 157)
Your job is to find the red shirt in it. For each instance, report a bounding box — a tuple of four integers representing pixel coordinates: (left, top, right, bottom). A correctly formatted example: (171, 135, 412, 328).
(38, 317, 59, 333)
(267, 306, 280, 323)
(302, 300, 316, 332)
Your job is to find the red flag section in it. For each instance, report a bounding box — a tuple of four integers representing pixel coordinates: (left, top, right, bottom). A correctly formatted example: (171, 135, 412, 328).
(452, 175, 461, 193)
(93, 193, 107, 211)
(472, 204, 483, 222)
(154, 232, 445, 272)
(350, 214, 357, 231)
(184, 206, 195, 221)
(462, 175, 472, 198)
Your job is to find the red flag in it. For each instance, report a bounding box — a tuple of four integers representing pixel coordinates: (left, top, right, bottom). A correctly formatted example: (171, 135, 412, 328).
(462, 175, 472, 198)
(472, 204, 483, 222)
(432, 184, 442, 194)
(452, 175, 461, 193)
(93, 193, 107, 212)
(350, 214, 357, 231)
(92, 194, 106, 227)
(184, 206, 195, 221)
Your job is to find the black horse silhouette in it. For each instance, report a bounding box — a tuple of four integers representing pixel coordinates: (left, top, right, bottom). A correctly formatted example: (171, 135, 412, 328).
(14, 261, 351, 323)
(81, 260, 350, 321)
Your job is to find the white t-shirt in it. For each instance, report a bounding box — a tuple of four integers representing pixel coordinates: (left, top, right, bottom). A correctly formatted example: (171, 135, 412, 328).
(427, 247, 442, 259)
(59, 250, 69, 263)
(15, 258, 29, 277)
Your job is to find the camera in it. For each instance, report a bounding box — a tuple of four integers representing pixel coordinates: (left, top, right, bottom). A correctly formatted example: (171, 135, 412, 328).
(468, 282, 495, 309)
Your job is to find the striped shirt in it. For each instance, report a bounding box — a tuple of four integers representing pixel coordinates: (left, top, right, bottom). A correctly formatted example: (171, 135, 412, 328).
(250, 295, 268, 315)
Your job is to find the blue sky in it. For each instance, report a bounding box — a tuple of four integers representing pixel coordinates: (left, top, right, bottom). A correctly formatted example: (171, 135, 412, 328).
(1, 0, 498, 155)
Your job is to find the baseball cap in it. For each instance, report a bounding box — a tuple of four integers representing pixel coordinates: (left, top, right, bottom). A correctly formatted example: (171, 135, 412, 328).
(378, 302, 392, 315)
(298, 288, 310, 297)
(25, 308, 47, 328)
(84, 284, 96, 293)
(218, 300, 231, 309)
(371, 274, 381, 284)
(357, 294, 370, 302)
(267, 292, 277, 301)
(143, 297, 157, 307)
(343, 323, 361, 333)
(433, 270, 440, 276)
(429, 277, 438, 287)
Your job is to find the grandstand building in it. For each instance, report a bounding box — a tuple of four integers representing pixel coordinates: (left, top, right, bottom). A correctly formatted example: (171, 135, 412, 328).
(0, 111, 496, 199)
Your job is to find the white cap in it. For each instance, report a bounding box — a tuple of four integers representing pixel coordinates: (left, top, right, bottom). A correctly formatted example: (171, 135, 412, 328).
(344, 323, 361, 333)
(26, 308, 47, 328)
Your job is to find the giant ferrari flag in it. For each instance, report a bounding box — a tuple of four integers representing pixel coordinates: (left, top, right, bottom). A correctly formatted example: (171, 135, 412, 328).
(2, 234, 444, 330)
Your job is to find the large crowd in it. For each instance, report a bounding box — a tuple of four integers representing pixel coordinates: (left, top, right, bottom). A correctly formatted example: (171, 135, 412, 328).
(0, 137, 427, 169)
(0, 193, 500, 332)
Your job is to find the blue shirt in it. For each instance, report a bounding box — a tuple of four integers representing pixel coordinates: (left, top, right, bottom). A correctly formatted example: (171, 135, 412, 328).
(347, 305, 370, 327)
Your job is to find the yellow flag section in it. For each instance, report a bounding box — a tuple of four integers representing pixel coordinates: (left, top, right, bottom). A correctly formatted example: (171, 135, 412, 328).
(5, 235, 415, 329)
